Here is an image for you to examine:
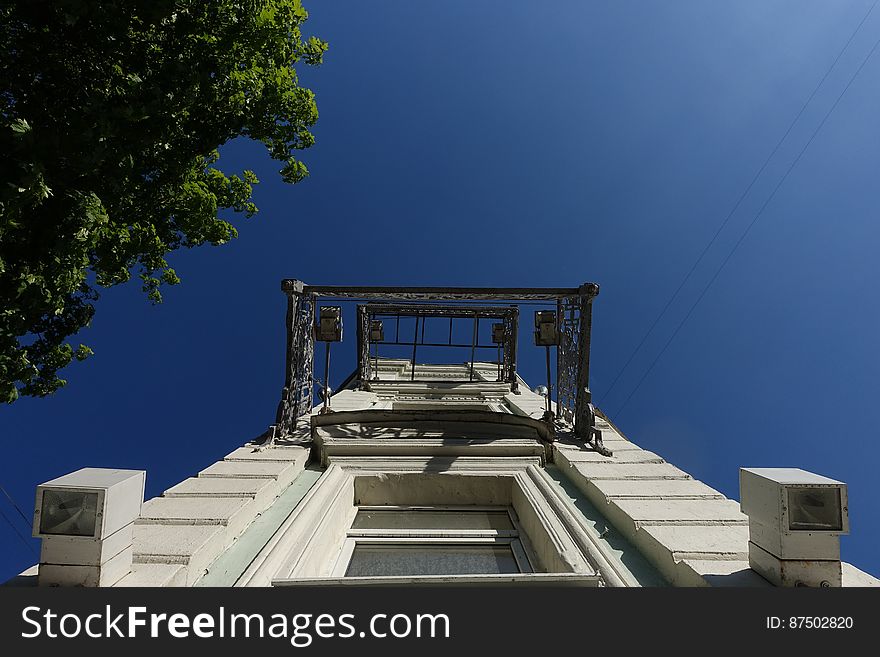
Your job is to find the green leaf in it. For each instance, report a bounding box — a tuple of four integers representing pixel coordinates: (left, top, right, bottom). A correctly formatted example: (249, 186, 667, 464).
(1, 0, 325, 402)
(9, 118, 31, 134)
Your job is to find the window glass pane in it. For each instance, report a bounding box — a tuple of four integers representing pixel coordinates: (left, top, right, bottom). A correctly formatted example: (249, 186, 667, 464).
(352, 509, 513, 530)
(345, 544, 520, 576)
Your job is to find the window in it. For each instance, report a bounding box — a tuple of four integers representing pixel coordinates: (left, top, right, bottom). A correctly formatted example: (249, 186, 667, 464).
(332, 506, 534, 578)
(263, 466, 604, 587)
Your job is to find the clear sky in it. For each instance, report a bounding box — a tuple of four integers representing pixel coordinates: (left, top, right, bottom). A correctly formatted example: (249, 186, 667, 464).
(2, 0, 879, 581)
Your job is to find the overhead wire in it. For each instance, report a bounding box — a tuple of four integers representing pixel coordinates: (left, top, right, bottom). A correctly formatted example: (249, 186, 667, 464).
(612, 30, 880, 419)
(0, 484, 32, 530)
(598, 0, 879, 408)
(0, 505, 36, 556)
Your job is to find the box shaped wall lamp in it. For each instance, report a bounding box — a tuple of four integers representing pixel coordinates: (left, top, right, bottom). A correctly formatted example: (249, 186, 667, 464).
(315, 306, 343, 342)
(740, 468, 848, 587)
(33, 468, 145, 587)
(491, 323, 505, 344)
(33, 468, 145, 541)
(534, 311, 558, 346)
(740, 468, 849, 541)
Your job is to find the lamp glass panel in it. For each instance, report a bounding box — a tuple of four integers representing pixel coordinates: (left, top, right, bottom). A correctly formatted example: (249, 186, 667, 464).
(39, 490, 99, 536)
(787, 487, 842, 531)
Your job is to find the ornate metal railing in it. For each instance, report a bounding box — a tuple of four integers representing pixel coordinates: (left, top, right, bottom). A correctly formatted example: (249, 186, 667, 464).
(275, 284, 316, 434)
(274, 282, 598, 439)
(356, 304, 519, 390)
(556, 287, 594, 438)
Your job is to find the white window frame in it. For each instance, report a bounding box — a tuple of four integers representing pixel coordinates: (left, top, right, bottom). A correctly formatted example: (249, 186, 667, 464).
(243, 458, 610, 587)
(331, 505, 534, 577)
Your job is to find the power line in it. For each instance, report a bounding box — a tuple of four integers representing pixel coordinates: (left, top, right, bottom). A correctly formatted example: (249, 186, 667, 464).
(0, 505, 36, 556)
(612, 31, 880, 419)
(598, 0, 879, 407)
(0, 484, 32, 531)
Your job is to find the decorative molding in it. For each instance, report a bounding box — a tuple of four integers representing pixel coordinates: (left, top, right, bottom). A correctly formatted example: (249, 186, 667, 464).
(237, 456, 635, 587)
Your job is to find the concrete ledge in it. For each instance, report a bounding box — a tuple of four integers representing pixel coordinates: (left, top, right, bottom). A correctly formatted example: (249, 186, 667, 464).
(638, 524, 751, 561)
(126, 441, 311, 586)
(554, 441, 755, 586)
(623, 525, 752, 586)
(587, 478, 726, 500)
(115, 563, 186, 587)
(561, 449, 665, 464)
(329, 455, 543, 472)
(133, 525, 225, 586)
(590, 439, 644, 452)
(679, 559, 771, 587)
(199, 460, 300, 489)
(224, 446, 309, 463)
(311, 409, 553, 442)
(163, 477, 277, 512)
(138, 497, 254, 539)
(316, 435, 547, 464)
(368, 380, 512, 395)
(842, 562, 880, 587)
(565, 461, 692, 481)
(609, 498, 747, 526)
(316, 423, 540, 440)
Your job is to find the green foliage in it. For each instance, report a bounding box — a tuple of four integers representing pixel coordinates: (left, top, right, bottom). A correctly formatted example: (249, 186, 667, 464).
(0, 0, 326, 402)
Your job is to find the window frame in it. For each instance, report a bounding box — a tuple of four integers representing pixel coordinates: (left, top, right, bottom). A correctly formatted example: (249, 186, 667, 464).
(331, 505, 534, 577)
(253, 461, 607, 588)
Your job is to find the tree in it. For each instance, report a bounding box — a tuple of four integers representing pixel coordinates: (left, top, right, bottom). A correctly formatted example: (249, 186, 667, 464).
(0, 0, 327, 402)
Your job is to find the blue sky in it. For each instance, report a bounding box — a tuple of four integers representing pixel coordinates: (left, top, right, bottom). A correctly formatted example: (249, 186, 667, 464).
(2, 0, 880, 580)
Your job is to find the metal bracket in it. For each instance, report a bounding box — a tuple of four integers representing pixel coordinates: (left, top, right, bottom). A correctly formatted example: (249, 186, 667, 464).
(591, 427, 613, 457)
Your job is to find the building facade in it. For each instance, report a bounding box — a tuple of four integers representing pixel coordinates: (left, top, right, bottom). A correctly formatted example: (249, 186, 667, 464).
(12, 283, 878, 587)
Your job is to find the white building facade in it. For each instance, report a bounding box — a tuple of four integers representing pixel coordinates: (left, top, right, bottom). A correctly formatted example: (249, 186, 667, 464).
(14, 283, 878, 588)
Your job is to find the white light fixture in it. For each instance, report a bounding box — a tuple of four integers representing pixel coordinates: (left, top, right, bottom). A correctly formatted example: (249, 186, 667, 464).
(33, 468, 145, 587)
(740, 468, 848, 587)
